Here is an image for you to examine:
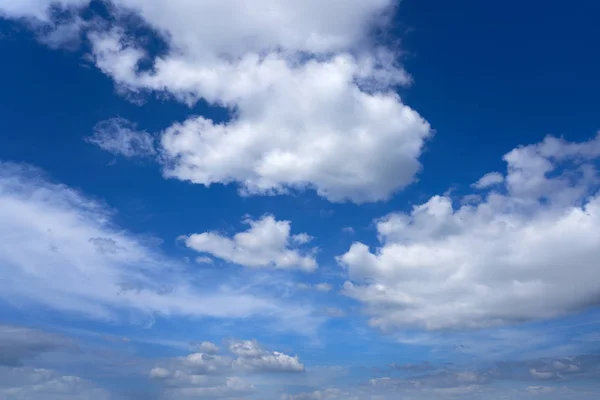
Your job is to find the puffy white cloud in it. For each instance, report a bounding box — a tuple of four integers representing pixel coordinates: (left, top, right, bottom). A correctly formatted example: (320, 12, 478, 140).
(0, 0, 431, 203)
(228, 339, 265, 358)
(85, 117, 156, 158)
(154, 58, 429, 203)
(0, 161, 316, 329)
(1, 0, 393, 54)
(183, 215, 317, 272)
(338, 133, 600, 331)
(150, 338, 303, 399)
(228, 339, 304, 373)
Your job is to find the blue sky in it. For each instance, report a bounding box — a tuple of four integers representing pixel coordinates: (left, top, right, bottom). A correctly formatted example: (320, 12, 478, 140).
(0, 0, 600, 399)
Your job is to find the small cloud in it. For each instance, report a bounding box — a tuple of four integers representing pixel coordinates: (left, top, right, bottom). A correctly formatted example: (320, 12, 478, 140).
(342, 227, 355, 234)
(292, 233, 313, 245)
(471, 171, 504, 189)
(86, 117, 156, 158)
(192, 341, 219, 355)
(195, 256, 214, 264)
(315, 283, 332, 292)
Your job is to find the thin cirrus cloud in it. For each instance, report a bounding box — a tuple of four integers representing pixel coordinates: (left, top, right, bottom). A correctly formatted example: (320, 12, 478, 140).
(182, 215, 318, 272)
(85, 117, 156, 158)
(0, 161, 318, 331)
(338, 133, 600, 331)
(0, 0, 432, 203)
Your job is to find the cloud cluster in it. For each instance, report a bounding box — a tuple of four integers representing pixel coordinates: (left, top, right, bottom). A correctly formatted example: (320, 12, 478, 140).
(339, 133, 600, 330)
(0, 0, 431, 203)
(150, 339, 303, 398)
(183, 215, 317, 271)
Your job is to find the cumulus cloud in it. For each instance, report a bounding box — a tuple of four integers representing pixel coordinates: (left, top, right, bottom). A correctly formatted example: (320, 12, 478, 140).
(150, 338, 303, 398)
(338, 133, 600, 331)
(0, 0, 431, 203)
(85, 117, 156, 158)
(183, 215, 317, 272)
(0, 161, 316, 329)
(226, 339, 304, 373)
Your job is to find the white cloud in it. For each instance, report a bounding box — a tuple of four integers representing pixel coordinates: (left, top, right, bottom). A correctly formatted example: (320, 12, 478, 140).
(315, 283, 332, 293)
(85, 117, 156, 158)
(195, 256, 213, 264)
(0, 161, 316, 329)
(228, 339, 265, 358)
(471, 171, 504, 189)
(0, 0, 431, 203)
(292, 233, 313, 245)
(154, 58, 429, 203)
(228, 339, 304, 373)
(338, 133, 600, 331)
(150, 339, 303, 399)
(183, 215, 317, 272)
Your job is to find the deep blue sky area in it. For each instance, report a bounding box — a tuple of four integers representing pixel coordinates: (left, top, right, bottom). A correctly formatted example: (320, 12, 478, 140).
(1, 1, 600, 399)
